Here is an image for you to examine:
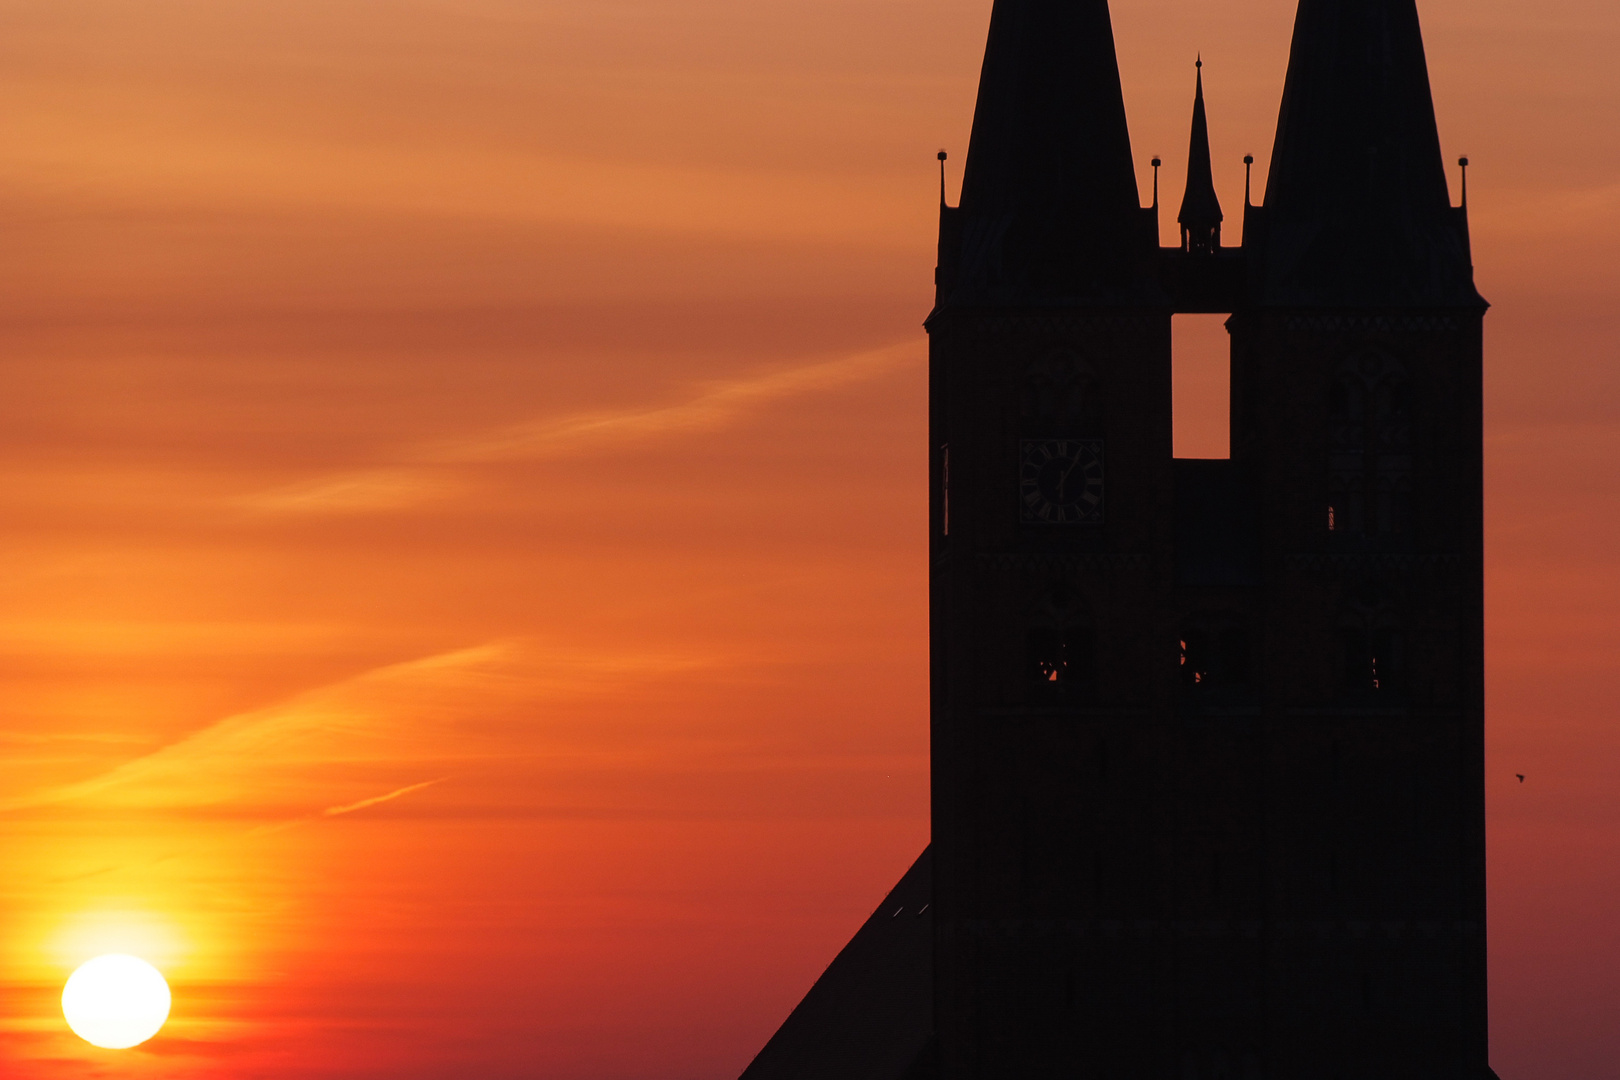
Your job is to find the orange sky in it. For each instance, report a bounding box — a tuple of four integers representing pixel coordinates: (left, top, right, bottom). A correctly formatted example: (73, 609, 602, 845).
(0, 2, 1615, 1077)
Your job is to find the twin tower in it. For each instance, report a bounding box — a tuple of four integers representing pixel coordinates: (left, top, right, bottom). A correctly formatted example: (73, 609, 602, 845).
(744, 2, 1491, 1079)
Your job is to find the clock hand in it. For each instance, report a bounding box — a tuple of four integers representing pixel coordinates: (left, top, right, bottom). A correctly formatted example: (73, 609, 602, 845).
(1057, 450, 1083, 501)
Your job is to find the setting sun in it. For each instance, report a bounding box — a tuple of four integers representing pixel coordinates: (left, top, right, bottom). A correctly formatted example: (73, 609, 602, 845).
(0, 0, 1613, 1076)
(61, 955, 172, 1050)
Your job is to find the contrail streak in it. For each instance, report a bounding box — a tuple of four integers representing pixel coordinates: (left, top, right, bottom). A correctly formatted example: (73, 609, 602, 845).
(322, 778, 448, 818)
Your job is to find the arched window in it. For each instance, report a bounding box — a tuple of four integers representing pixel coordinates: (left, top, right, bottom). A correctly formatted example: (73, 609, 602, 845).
(1327, 473, 1365, 536)
(1327, 353, 1411, 539)
(1022, 349, 1102, 435)
(1341, 626, 1397, 694)
(1024, 581, 1095, 702)
(1339, 599, 1402, 699)
(1375, 474, 1414, 537)
(1373, 377, 1412, 451)
(1329, 376, 1366, 448)
(1179, 615, 1252, 697)
(1027, 625, 1097, 698)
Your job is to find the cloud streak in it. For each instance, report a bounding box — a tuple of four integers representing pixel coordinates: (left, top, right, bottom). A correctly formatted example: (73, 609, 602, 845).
(0, 646, 505, 814)
(321, 778, 448, 818)
(238, 340, 920, 514)
(0, 640, 714, 818)
(245, 777, 453, 837)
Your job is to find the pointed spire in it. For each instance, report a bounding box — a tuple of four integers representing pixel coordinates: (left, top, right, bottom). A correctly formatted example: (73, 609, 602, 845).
(1257, 0, 1482, 307)
(1177, 57, 1224, 254)
(944, 0, 1160, 308)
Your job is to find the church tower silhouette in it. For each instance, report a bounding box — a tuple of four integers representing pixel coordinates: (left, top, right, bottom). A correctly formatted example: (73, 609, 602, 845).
(740, 1, 1492, 1077)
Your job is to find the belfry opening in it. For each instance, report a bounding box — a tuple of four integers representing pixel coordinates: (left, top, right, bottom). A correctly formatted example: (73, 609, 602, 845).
(1173, 313, 1231, 460)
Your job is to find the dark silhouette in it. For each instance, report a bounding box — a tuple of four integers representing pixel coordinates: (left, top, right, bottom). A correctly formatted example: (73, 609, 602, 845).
(1257, 0, 1481, 308)
(736, 852, 934, 1080)
(742, 1, 1491, 1077)
(938, 0, 1159, 309)
(1179, 59, 1224, 255)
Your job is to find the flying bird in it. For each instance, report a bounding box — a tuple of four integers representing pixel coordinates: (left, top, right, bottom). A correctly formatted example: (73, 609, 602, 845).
(1516, 774, 1525, 783)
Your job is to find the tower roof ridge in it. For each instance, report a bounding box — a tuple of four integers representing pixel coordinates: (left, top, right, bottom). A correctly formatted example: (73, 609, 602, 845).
(944, 0, 1160, 309)
(1257, 0, 1483, 307)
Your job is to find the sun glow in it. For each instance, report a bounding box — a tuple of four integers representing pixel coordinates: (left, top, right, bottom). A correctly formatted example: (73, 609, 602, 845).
(61, 954, 172, 1049)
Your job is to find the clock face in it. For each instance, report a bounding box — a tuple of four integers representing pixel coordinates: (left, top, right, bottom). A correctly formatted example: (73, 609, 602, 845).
(1019, 439, 1104, 524)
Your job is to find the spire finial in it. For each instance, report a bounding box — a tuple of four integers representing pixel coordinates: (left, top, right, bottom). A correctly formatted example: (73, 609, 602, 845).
(1177, 57, 1223, 254)
(1244, 154, 1255, 207)
(1458, 155, 1469, 210)
(1151, 156, 1161, 211)
(938, 150, 949, 208)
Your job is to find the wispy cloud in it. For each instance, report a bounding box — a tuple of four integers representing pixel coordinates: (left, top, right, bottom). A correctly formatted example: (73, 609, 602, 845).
(238, 340, 920, 515)
(433, 341, 918, 463)
(1, 641, 713, 818)
(245, 777, 452, 837)
(240, 468, 464, 515)
(321, 778, 447, 818)
(0, 105, 920, 248)
(1476, 181, 1620, 239)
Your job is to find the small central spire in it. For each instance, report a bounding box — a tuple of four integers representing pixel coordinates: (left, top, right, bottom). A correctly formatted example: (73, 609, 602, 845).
(1177, 55, 1224, 254)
